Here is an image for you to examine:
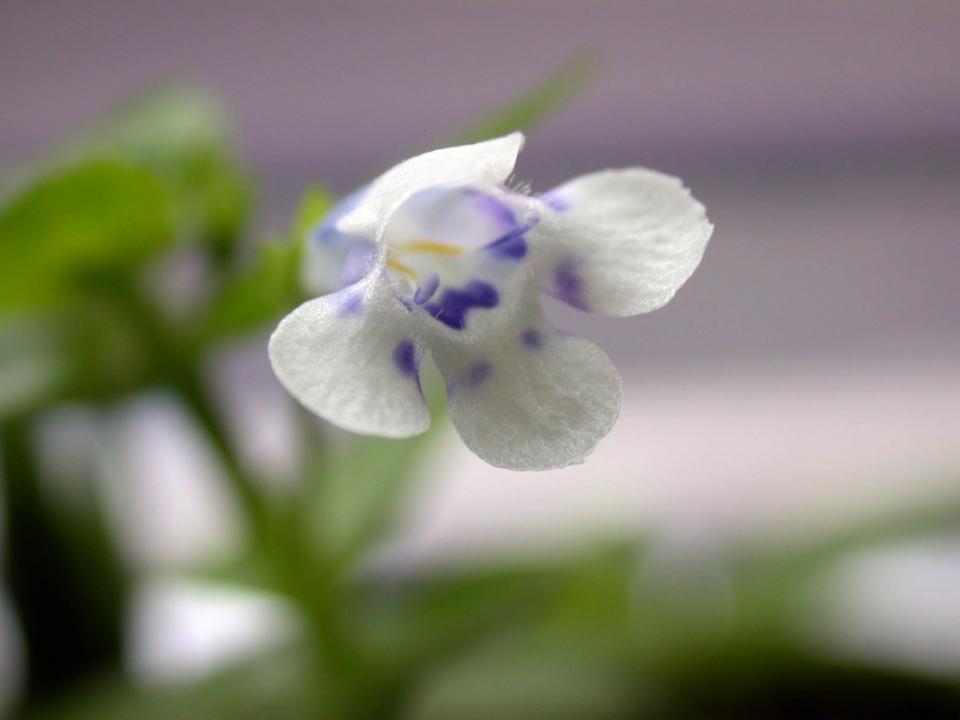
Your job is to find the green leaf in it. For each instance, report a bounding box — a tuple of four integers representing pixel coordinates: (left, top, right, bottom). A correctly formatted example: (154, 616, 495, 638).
(0, 85, 252, 252)
(23, 648, 314, 720)
(199, 188, 332, 341)
(0, 315, 70, 418)
(291, 186, 335, 241)
(200, 239, 303, 340)
(453, 53, 598, 144)
(0, 160, 173, 312)
(410, 635, 636, 720)
(80, 85, 252, 249)
(308, 384, 448, 566)
(312, 431, 437, 564)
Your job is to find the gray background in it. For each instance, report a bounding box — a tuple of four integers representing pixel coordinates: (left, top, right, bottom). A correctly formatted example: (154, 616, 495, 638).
(3, 0, 959, 374)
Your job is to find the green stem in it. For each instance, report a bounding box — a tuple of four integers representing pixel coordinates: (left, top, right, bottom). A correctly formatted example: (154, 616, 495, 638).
(178, 370, 268, 542)
(110, 278, 268, 541)
(111, 281, 392, 717)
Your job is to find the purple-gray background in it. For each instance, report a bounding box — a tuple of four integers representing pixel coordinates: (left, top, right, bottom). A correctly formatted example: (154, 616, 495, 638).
(3, 0, 959, 376)
(3, 2, 960, 690)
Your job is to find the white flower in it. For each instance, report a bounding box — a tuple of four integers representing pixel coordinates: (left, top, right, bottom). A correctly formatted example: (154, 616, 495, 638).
(269, 132, 712, 470)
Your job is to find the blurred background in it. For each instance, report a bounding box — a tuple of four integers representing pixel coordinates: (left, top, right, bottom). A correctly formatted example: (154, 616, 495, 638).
(1, 1, 959, 718)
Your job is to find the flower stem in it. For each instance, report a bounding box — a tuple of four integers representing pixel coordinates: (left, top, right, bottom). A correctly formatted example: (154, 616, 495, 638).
(178, 370, 269, 541)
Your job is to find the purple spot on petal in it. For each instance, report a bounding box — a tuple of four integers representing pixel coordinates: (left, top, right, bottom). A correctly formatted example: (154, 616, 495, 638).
(340, 242, 377, 286)
(468, 361, 492, 386)
(425, 280, 499, 330)
(541, 191, 569, 213)
(553, 256, 589, 311)
(336, 288, 364, 317)
(414, 272, 440, 305)
(392, 339, 418, 378)
(312, 184, 369, 247)
(468, 190, 518, 228)
(521, 328, 543, 350)
(486, 225, 528, 260)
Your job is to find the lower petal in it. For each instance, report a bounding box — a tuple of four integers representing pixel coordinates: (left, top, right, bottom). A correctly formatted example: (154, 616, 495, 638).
(268, 272, 430, 438)
(431, 311, 622, 470)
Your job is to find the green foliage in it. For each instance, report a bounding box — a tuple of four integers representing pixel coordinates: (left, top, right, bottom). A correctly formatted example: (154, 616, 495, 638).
(290, 186, 335, 241)
(310, 417, 439, 567)
(0, 161, 173, 312)
(71, 85, 252, 249)
(199, 240, 303, 340)
(453, 53, 598, 144)
(8, 58, 958, 720)
(199, 187, 332, 341)
(0, 316, 69, 418)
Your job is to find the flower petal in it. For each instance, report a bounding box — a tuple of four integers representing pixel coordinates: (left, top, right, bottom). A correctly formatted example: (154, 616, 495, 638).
(268, 271, 430, 438)
(535, 169, 712, 316)
(382, 186, 523, 251)
(336, 133, 525, 239)
(302, 185, 375, 294)
(430, 304, 622, 470)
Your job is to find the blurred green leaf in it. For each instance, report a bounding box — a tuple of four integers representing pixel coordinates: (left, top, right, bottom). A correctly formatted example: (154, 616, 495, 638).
(75, 85, 252, 249)
(0, 160, 173, 312)
(453, 54, 598, 144)
(199, 240, 303, 340)
(23, 648, 314, 720)
(0, 296, 163, 419)
(0, 85, 252, 253)
(410, 634, 636, 720)
(313, 432, 435, 565)
(199, 188, 332, 341)
(394, 551, 642, 720)
(291, 186, 335, 241)
(0, 315, 70, 418)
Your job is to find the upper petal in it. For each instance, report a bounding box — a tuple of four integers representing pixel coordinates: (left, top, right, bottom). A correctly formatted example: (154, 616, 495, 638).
(268, 270, 430, 438)
(336, 133, 525, 240)
(382, 186, 524, 251)
(534, 168, 712, 316)
(429, 298, 622, 470)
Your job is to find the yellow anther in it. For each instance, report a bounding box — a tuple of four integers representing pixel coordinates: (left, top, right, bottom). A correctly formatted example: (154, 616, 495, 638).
(387, 258, 418, 282)
(397, 240, 464, 256)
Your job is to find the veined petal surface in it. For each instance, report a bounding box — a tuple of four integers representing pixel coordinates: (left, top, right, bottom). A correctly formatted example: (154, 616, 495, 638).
(268, 271, 430, 438)
(429, 297, 622, 470)
(536, 168, 712, 316)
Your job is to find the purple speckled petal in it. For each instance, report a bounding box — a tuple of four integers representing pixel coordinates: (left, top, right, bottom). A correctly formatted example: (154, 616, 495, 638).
(550, 256, 589, 311)
(521, 328, 543, 350)
(383, 185, 528, 251)
(269, 272, 430, 438)
(340, 242, 378, 286)
(414, 272, 440, 305)
(533, 169, 712, 316)
(392, 338, 418, 377)
(485, 224, 529, 259)
(303, 185, 376, 294)
(425, 280, 499, 330)
(468, 189, 518, 227)
(540, 191, 570, 213)
(429, 312, 622, 470)
(337, 133, 524, 239)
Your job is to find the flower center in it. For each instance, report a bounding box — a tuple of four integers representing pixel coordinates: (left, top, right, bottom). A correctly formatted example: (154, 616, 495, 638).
(385, 239, 464, 287)
(379, 185, 539, 329)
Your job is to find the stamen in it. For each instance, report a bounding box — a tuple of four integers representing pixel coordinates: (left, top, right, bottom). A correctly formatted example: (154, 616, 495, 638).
(387, 257, 418, 282)
(397, 240, 464, 256)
